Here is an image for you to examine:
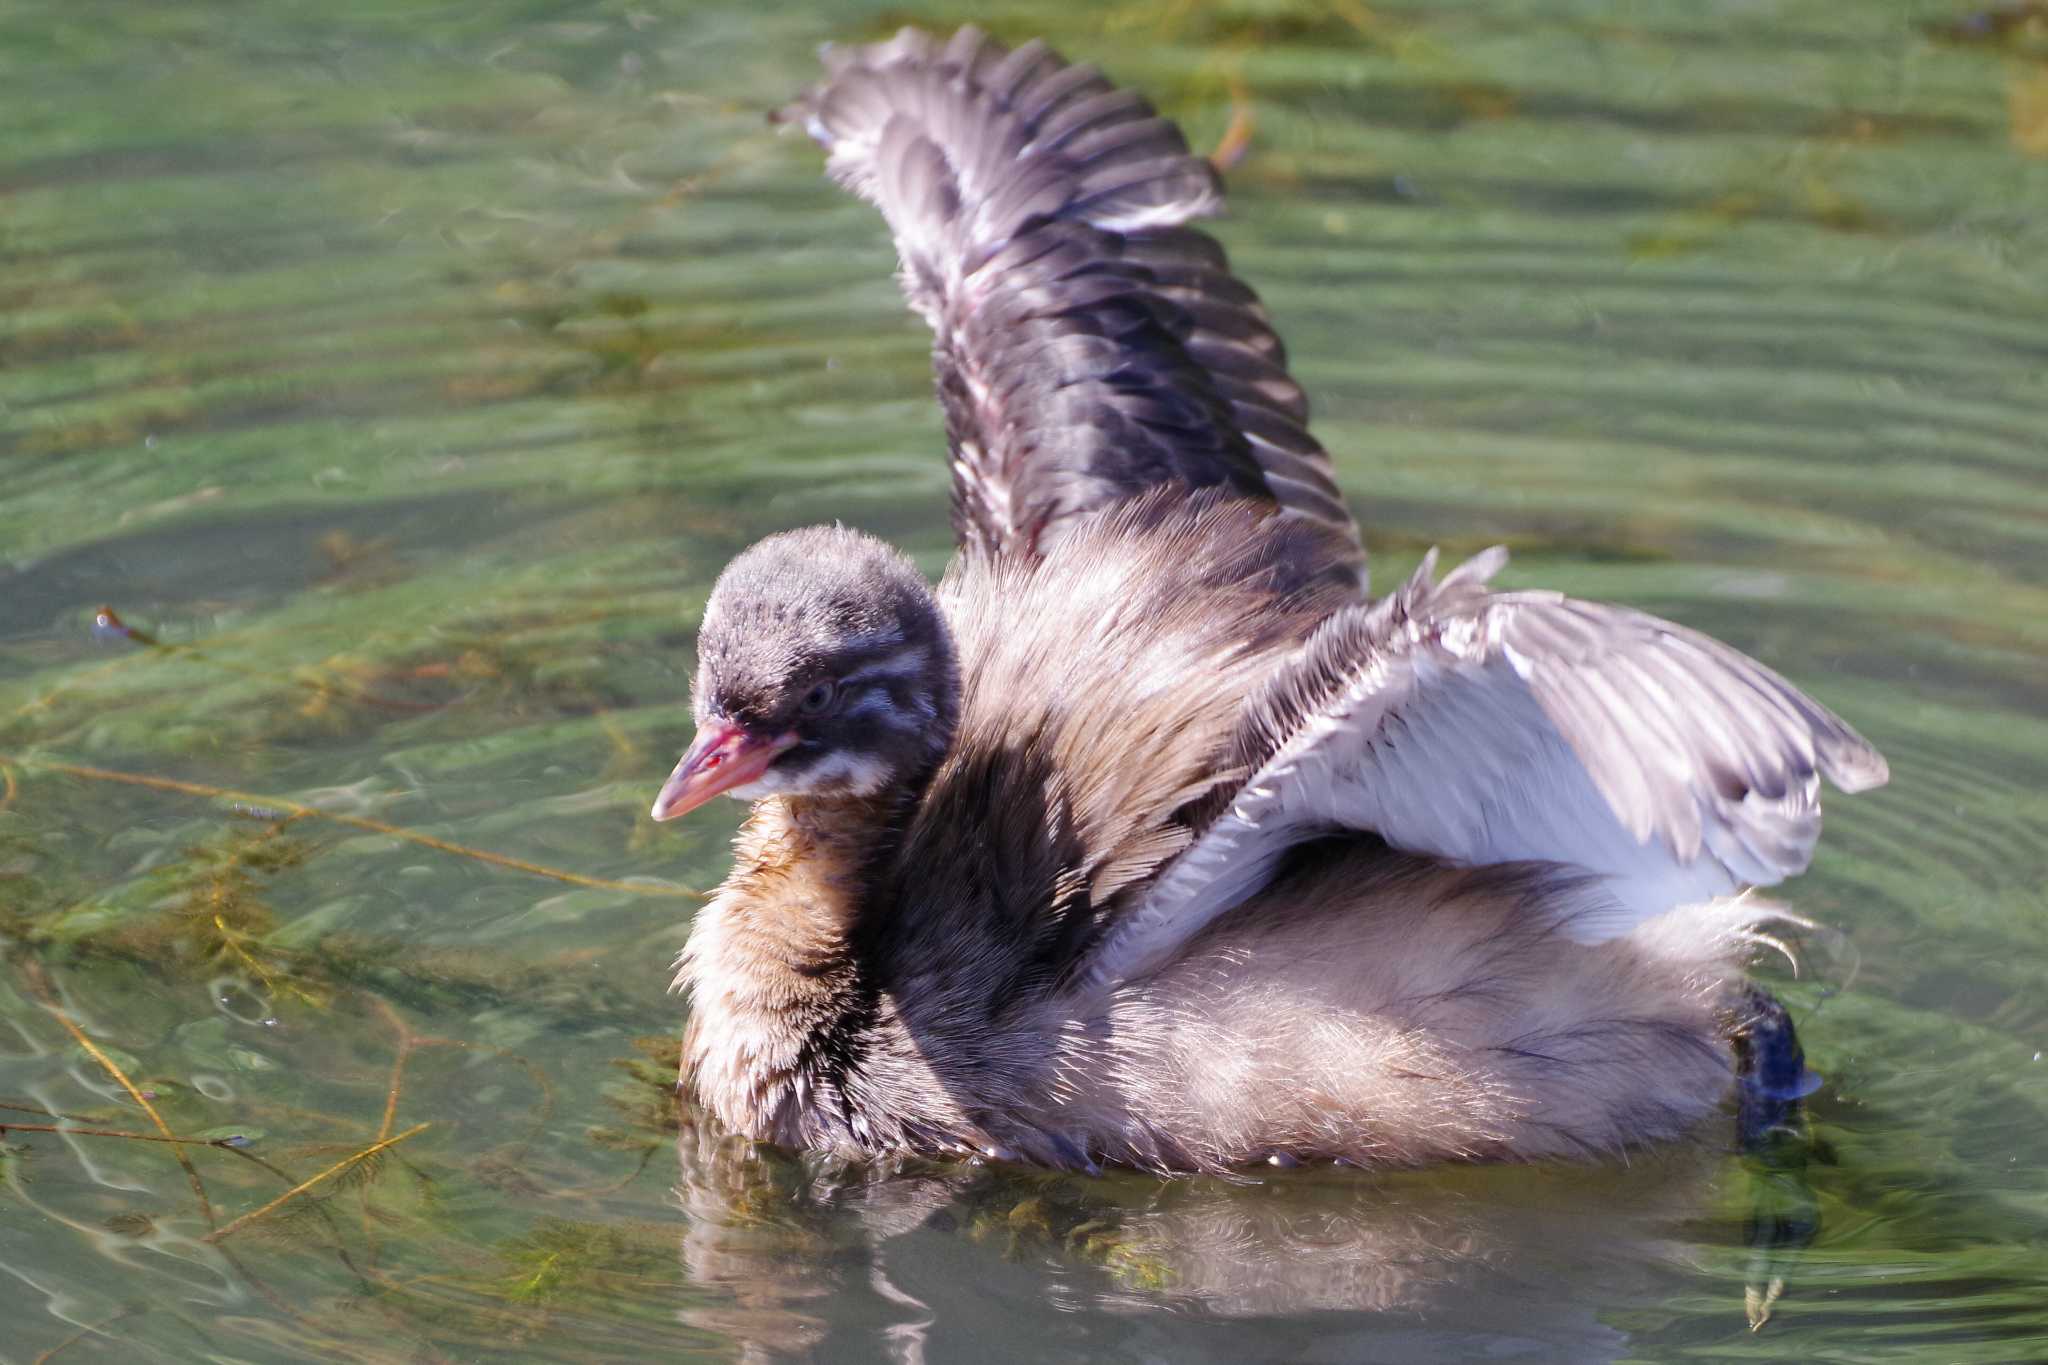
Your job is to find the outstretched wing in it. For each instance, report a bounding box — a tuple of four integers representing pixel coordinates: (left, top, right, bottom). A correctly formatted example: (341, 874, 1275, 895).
(1081, 548, 1888, 990)
(779, 27, 1364, 580)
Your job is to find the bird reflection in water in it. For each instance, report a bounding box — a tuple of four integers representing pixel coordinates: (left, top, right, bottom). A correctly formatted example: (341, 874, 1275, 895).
(669, 1098, 1822, 1361)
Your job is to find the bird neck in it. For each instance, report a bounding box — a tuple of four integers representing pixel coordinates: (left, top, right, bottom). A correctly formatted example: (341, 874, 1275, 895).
(675, 791, 901, 1143)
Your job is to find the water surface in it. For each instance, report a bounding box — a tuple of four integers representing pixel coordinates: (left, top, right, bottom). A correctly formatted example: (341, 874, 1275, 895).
(4, 1, 2047, 1360)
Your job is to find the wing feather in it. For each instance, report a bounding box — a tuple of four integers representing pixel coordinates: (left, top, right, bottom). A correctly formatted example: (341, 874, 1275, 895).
(779, 27, 1364, 580)
(1080, 549, 1887, 990)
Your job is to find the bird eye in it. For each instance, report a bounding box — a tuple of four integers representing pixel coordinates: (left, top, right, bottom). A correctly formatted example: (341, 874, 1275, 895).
(798, 680, 838, 716)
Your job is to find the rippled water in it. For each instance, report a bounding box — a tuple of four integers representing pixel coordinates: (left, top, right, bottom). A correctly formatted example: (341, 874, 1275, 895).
(4, 1, 2046, 1360)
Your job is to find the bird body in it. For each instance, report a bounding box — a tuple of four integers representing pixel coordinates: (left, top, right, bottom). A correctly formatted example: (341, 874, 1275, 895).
(657, 29, 1886, 1173)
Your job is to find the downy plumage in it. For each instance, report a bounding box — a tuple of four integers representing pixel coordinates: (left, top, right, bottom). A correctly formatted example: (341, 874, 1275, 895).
(651, 28, 1886, 1173)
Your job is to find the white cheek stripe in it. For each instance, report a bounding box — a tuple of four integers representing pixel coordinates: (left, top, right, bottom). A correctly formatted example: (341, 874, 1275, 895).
(724, 766, 799, 801)
(793, 748, 892, 796)
(727, 740, 899, 803)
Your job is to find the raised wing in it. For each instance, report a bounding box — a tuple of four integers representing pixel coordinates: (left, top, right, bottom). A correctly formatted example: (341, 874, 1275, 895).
(1082, 548, 1888, 990)
(779, 27, 1364, 580)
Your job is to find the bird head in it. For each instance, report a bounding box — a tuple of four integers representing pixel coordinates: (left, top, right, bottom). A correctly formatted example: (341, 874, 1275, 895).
(651, 525, 959, 821)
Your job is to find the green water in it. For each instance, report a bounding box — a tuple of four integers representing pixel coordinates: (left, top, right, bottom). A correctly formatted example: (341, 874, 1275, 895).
(3, 0, 2046, 1359)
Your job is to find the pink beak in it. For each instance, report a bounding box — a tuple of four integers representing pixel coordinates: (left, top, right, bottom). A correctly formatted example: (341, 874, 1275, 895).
(649, 720, 799, 822)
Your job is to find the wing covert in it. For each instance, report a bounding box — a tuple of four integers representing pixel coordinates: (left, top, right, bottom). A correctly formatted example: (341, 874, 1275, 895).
(1080, 548, 1888, 990)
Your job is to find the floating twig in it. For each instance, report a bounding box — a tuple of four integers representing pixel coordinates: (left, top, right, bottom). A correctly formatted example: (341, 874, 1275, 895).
(364, 998, 555, 1155)
(0, 1100, 103, 1121)
(205, 1122, 430, 1243)
(369, 997, 416, 1143)
(46, 1008, 217, 1228)
(0, 1121, 246, 1147)
(214, 1141, 380, 1296)
(30, 1306, 141, 1365)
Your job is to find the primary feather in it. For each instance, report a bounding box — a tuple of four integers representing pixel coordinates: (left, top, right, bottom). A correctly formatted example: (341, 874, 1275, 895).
(779, 26, 1364, 577)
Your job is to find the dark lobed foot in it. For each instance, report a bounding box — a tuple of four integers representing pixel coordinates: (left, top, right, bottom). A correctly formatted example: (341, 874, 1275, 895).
(1722, 984, 1829, 1329)
(1724, 983, 1822, 1154)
